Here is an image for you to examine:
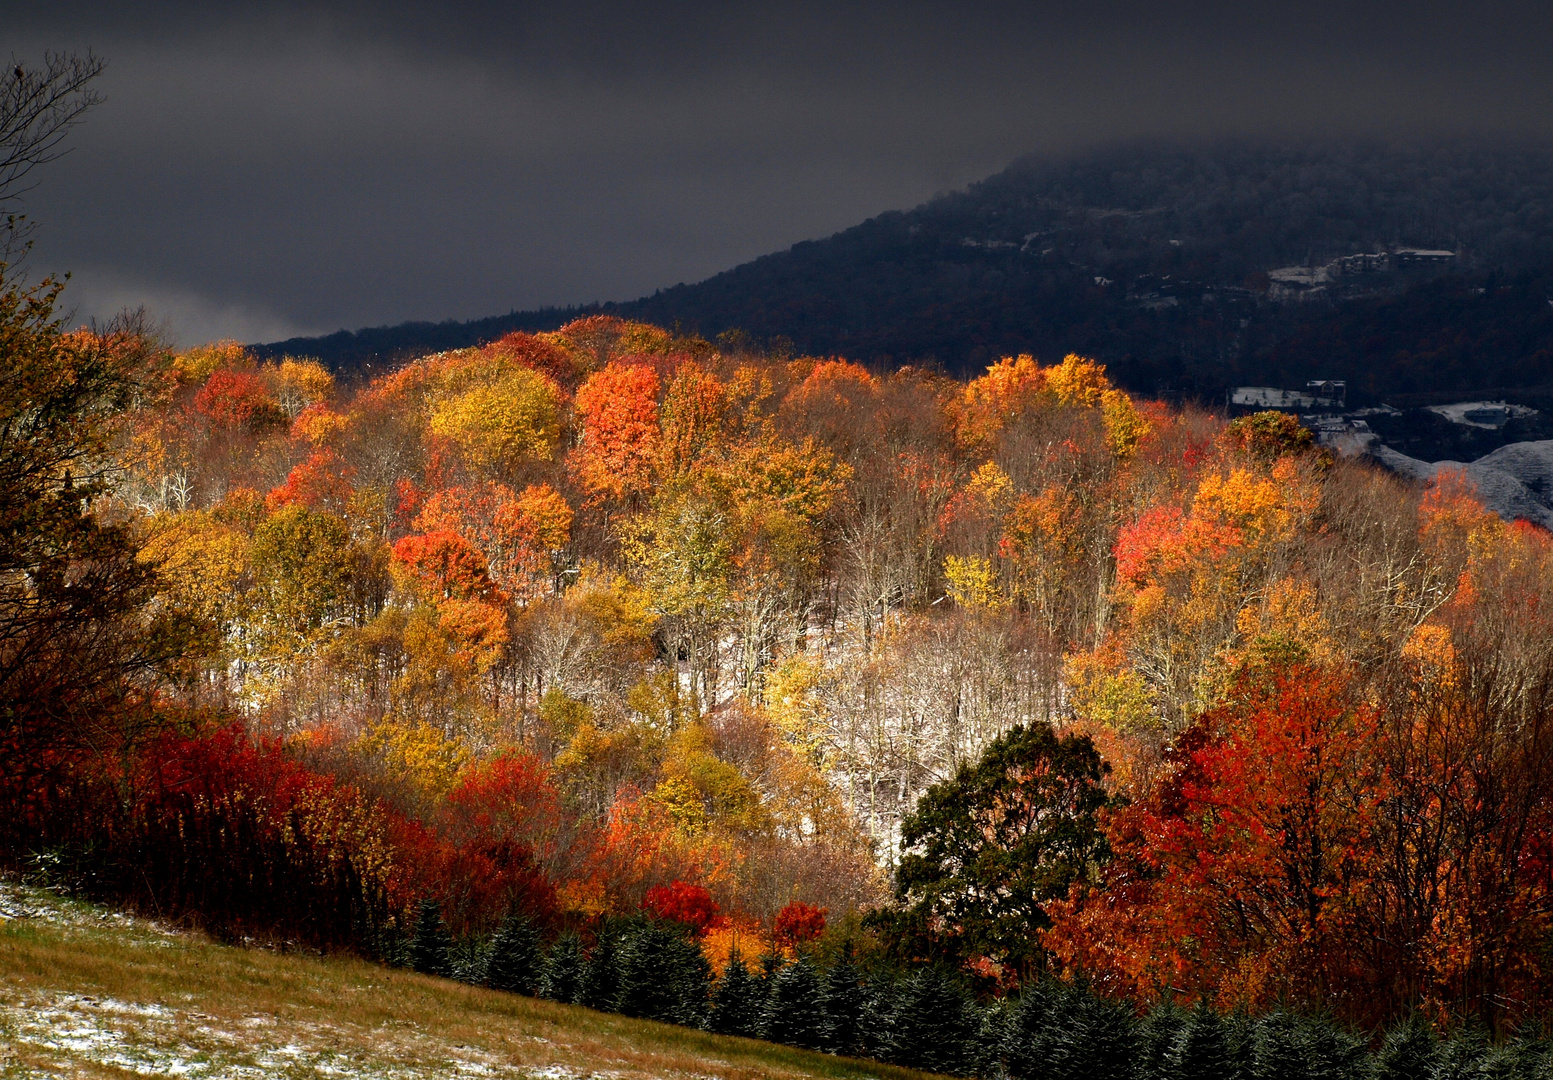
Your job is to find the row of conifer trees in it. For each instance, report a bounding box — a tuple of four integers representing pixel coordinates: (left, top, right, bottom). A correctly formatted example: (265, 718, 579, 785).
(399, 901, 1551, 1080)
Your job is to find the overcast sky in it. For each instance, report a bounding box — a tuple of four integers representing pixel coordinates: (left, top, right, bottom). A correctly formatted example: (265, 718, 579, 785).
(10, 1, 1553, 346)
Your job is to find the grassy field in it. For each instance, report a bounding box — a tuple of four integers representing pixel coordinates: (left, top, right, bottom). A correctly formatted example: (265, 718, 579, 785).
(0, 880, 939, 1080)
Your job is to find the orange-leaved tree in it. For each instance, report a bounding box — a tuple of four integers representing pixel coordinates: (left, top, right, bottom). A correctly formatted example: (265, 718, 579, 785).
(571, 360, 662, 503)
(1048, 662, 1384, 1014)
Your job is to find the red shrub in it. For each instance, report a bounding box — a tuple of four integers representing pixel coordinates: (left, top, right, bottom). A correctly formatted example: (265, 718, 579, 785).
(435, 753, 570, 932)
(773, 900, 827, 949)
(121, 725, 411, 948)
(643, 879, 720, 936)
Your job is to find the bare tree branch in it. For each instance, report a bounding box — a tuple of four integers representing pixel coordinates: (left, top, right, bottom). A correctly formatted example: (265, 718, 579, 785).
(1, 51, 106, 263)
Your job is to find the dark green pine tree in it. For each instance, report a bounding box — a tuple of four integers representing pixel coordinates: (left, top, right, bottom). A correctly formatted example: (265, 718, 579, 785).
(1170, 1000, 1231, 1080)
(1250, 1009, 1313, 1080)
(581, 930, 621, 1011)
(1419, 1029, 1487, 1080)
(1224, 1009, 1258, 1080)
(1061, 990, 1136, 1080)
(821, 947, 866, 1057)
(1039, 981, 1098, 1080)
(1473, 1029, 1547, 1080)
(1002, 979, 1057, 1080)
(1304, 1017, 1368, 1080)
(972, 997, 1015, 1080)
(615, 922, 712, 1026)
(408, 899, 451, 978)
(884, 967, 976, 1076)
(538, 932, 586, 1004)
(1136, 1001, 1188, 1080)
(485, 914, 542, 995)
(706, 948, 765, 1037)
(1372, 1014, 1438, 1080)
(760, 955, 828, 1050)
(665, 931, 714, 1027)
(857, 977, 899, 1062)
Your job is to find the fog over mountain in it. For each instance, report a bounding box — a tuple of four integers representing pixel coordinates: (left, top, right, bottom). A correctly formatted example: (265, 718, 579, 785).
(258, 139, 1553, 401)
(12, 1, 1553, 346)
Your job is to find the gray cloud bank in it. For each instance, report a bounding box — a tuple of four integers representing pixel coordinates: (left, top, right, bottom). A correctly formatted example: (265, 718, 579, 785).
(10, 0, 1553, 346)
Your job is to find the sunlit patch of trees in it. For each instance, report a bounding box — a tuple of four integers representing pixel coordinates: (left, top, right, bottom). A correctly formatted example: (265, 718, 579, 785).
(3, 282, 1553, 1053)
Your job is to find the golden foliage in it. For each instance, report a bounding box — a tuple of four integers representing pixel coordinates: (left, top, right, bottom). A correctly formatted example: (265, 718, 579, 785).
(428, 366, 562, 474)
(1045, 353, 1111, 408)
(944, 554, 1006, 610)
(171, 340, 249, 384)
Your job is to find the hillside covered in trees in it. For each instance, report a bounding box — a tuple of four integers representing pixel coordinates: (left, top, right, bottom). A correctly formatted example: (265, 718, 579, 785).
(259, 140, 1553, 401)
(6, 286, 1553, 1067)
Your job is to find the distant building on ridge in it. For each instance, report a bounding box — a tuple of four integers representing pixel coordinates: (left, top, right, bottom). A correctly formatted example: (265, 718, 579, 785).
(1229, 380, 1346, 412)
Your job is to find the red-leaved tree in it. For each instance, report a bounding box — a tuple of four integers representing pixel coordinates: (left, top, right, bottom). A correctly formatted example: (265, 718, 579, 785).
(643, 879, 721, 936)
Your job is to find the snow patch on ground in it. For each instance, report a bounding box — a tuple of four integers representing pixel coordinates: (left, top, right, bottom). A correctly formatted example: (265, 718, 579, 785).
(0, 876, 186, 945)
(0, 882, 706, 1080)
(0, 988, 643, 1079)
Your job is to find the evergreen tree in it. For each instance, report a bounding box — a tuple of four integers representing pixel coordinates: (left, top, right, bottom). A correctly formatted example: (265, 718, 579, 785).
(448, 933, 491, 984)
(858, 976, 900, 1062)
(706, 948, 765, 1037)
(538, 932, 585, 1004)
(822, 947, 866, 1057)
(1474, 1032, 1547, 1080)
(581, 930, 621, 1011)
(1001, 979, 1132, 1080)
(666, 931, 715, 1027)
(408, 899, 451, 978)
(1224, 1010, 1258, 1080)
(1001, 982, 1051, 1080)
(1372, 1014, 1438, 1080)
(1170, 1000, 1231, 1080)
(1064, 990, 1135, 1080)
(1136, 1001, 1188, 1080)
(885, 967, 976, 1076)
(486, 913, 542, 995)
(973, 997, 1015, 1080)
(615, 921, 712, 1026)
(1251, 1009, 1313, 1080)
(1042, 982, 1096, 1080)
(761, 955, 828, 1050)
(1429, 1030, 1489, 1080)
(1304, 1017, 1368, 1080)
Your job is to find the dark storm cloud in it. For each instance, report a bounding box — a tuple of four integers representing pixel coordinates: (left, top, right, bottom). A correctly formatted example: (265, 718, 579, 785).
(9, 1, 1553, 344)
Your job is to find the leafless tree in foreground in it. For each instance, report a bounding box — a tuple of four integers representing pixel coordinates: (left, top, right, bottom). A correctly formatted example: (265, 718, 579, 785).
(1, 51, 106, 263)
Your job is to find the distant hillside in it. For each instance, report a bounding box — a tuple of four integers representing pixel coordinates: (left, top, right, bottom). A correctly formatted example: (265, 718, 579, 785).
(257, 139, 1553, 399)
(254, 307, 589, 377)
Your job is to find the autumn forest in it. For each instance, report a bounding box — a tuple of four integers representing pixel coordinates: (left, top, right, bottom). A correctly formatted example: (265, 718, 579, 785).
(4, 264, 1553, 1069)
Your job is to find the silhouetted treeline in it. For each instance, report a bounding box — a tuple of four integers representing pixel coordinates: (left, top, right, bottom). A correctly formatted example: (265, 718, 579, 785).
(252, 307, 595, 377)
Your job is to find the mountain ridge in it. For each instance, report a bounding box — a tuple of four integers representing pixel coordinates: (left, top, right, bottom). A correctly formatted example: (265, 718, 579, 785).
(255, 138, 1553, 399)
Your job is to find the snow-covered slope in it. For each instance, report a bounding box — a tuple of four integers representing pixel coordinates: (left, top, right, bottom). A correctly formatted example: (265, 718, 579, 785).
(1371, 440, 1553, 530)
